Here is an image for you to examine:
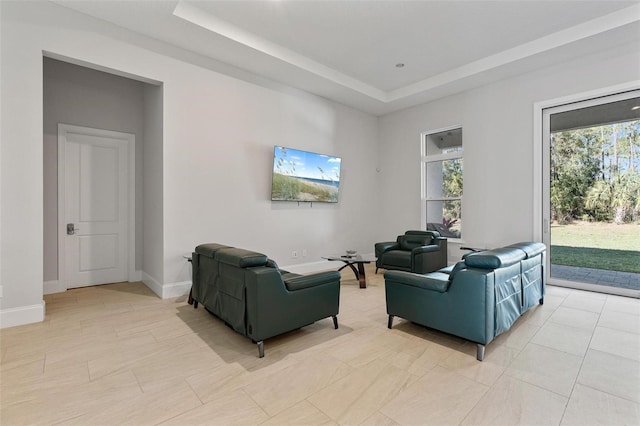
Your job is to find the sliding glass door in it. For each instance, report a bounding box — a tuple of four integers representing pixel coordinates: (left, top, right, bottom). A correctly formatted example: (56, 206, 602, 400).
(542, 91, 640, 297)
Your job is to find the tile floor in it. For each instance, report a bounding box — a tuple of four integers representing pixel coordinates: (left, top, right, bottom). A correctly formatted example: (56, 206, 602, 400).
(1, 265, 639, 425)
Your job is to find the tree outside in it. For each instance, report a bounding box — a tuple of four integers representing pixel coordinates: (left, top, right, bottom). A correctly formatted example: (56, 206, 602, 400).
(550, 119, 640, 274)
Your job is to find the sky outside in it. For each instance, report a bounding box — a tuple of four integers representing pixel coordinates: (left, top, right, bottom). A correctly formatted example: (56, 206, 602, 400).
(273, 146, 341, 182)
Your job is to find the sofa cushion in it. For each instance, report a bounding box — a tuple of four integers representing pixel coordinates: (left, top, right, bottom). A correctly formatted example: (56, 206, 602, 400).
(217, 248, 268, 268)
(399, 234, 431, 251)
(464, 247, 525, 269)
(382, 250, 412, 268)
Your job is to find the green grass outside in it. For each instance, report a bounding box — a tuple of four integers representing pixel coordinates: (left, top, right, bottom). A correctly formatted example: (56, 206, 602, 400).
(551, 222, 640, 273)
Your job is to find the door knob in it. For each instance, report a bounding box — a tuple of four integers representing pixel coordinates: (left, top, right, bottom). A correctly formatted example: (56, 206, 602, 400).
(66, 223, 79, 235)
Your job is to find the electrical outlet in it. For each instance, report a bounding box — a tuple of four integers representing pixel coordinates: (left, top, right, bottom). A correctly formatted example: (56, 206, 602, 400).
(292, 250, 298, 258)
(302, 249, 307, 257)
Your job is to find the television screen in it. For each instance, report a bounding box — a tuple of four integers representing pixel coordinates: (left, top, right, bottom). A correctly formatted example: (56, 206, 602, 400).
(271, 146, 341, 203)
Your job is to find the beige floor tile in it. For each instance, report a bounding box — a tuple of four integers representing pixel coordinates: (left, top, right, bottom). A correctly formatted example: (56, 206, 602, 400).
(603, 295, 640, 316)
(1, 358, 90, 407)
(380, 365, 488, 425)
(1, 370, 142, 425)
(260, 400, 337, 426)
(577, 349, 640, 403)
(243, 353, 352, 416)
(461, 374, 567, 425)
(520, 302, 556, 326)
(546, 285, 573, 298)
(506, 343, 582, 397)
(549, 306, 600, 331)
(589, 326, 640, 361)
(491, 321, 540, 351)
(308, 359, 412, 424)
(44, 330, 157, 367)
(58, 379, 202, 426)
(597, 309, 640, 335)
(406, 339, 456, 377)
(439, 342, 518, 386)
(561, 292, 605, 314)
(360, 411, 401, 426)
(531, 322, 592, 356)
(561, 383, 640, 426)
(539, 293, 569, 309)
(130, 343, 226, 391)
(158, 389, 269, 425)
(1, 278, 638, 426)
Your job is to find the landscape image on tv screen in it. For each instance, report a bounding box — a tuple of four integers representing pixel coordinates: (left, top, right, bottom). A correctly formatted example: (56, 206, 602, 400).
(271, 146, 341, 203)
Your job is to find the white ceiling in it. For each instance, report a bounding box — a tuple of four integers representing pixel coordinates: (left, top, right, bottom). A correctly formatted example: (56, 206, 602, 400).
(53, 0, 640, 115)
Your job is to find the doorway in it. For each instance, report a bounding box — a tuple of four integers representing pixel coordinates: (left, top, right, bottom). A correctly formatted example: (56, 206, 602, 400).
(541, 91, 640, 297)
(43, 56, 163, 295)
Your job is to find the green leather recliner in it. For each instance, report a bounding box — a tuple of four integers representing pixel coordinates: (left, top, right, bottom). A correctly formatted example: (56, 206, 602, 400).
(191, 244, 341, 357)
(385, 242, 545, 361)
(375, 230, 448, 274)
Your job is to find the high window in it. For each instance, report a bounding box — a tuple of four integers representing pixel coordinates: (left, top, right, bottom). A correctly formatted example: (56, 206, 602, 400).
(422, 127, 463, 239)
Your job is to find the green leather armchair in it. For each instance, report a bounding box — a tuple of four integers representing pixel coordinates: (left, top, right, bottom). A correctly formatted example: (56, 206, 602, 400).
(375, 230, 447, 274)
(191, 244, 341, 357)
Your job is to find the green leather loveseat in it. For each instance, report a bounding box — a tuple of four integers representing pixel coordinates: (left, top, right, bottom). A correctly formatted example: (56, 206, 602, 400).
(191, 243, 341, 357)
(385, 242, 545, 361)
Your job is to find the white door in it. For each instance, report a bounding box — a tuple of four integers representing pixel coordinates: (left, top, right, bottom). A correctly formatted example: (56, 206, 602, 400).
(58, 124, 134, 288)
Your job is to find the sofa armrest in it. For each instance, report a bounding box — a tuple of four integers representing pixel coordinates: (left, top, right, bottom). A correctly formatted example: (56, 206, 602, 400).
(383, 271, 450, 293)
(284, 271, 341, 291)
(375, 241, 399, 257)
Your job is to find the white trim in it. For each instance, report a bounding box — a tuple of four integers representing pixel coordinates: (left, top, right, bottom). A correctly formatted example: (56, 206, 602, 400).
(0, 301, 46, 329)
(281, 260, 342, 275)
(533, 81, 640, 241)
(421, 125, 464, 237)
(142, 273, 190, 299)
(532, 81, 640, 291)
(43, 280, 65, 295)
(57, 124, 136, 289)
(142, 272, 163, 298)
(550, 281, 639, 299)
(161, 281, 192, 299)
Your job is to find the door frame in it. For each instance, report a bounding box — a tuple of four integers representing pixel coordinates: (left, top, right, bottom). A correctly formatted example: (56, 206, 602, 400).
(532, 81, 640, 295)
(57, 123, 136, 290)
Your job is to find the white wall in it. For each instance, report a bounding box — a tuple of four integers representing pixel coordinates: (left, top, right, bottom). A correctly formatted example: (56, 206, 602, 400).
(378, 40, 640, 258)
(0, 1, 379, 325)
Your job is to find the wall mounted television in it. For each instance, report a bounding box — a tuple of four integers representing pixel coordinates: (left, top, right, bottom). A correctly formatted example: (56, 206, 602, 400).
(271, 146, 342, 203)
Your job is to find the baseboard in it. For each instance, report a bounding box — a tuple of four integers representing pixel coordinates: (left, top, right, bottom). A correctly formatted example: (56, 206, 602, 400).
(280, 260, 336, 274)
(142, 272, 191, 299)
(0, 300, 46, 328)
(142, 272, 163, 298)
(44, 280, 66, 295)
(162, 281, 191, 299)
(281, 254, 376, 275)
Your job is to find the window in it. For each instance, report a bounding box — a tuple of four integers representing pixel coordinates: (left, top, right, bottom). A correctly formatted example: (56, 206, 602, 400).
(422, 127, 463, 239)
